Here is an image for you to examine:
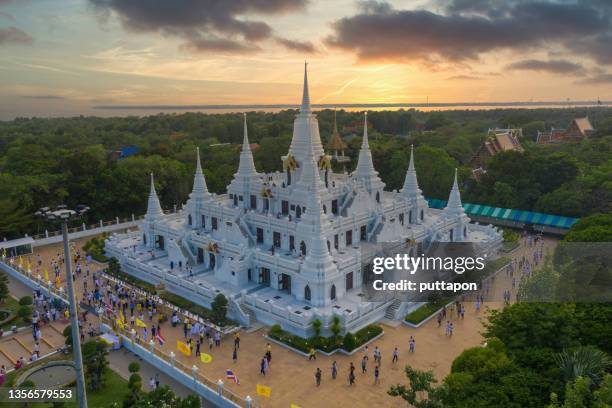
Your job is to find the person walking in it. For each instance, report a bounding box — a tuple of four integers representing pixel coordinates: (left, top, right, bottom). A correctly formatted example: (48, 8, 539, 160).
(331, 361, 338, 379)
(232, 347, 238, 363)
(361, 355, 368, 373)
(392, 347, 399, 363)
(348, 362, 356, 386)
(409, 336, 415, 353)
(374, 365, 380, 384)
(315, 368, 322, 386)
(308, 347, 316, 361)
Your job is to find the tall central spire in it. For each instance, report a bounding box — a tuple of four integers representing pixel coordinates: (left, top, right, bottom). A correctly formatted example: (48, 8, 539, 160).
(287, 63, 325, 170)
(301, 61, 311, 113)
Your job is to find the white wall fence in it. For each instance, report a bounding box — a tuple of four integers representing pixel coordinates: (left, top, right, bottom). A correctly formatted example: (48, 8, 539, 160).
(1, 215, 144, 249)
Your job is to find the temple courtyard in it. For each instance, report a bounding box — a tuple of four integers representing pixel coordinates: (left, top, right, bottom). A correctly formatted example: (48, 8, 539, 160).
(1, 234, 557, 407)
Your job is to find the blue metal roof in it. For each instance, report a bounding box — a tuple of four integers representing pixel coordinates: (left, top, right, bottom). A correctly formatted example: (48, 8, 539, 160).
(426, 198, 579, 229)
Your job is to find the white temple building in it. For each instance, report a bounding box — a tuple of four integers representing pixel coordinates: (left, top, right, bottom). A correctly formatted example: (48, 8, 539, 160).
(106, 64, 502, 336)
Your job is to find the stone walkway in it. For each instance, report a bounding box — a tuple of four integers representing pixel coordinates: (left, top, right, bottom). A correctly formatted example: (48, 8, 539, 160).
(8, 235, 556, 407)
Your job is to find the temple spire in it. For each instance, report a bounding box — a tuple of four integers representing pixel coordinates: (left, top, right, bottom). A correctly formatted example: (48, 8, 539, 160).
(355, 112, 381, 187)
(333, 108, 338, 135)
(445, 168, 465, 216)
(191, 147, 209, 198)
(301, 61, 311, 113)
(401, 144, 423, 199)
(145, 172, 164, 220)
(236, 113, 257, 176)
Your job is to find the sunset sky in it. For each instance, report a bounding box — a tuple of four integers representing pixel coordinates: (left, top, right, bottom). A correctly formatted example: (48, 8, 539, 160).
(1, 0, 612, 119)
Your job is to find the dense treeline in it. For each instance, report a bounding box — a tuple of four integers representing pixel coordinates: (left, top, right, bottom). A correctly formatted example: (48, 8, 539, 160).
(0, 107, 611, 239)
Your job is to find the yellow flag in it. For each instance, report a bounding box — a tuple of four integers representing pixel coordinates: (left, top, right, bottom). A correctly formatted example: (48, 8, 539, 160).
(44, 269, 49, 282)
(119, 311, 126, 324)
(135, 318, 147, 328)
(116, 319, 125, 330)
(55, 276, 61, 288)
(290, 404, 301, 408)
(200, 353, 213, 363)
(256, 384, 271, 398)
(177, 340, 191, 356)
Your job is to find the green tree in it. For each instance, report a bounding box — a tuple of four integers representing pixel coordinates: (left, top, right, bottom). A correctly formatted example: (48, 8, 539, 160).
(330, 315, 342, 339)
(342, 332, 356, 351)
(0, 271, 9, 303)
(312, 318, 322, 338)
(210, 293, 228, 325)
(63, 324, 73, 349)
(388, 365, 440, 408)
(133, 386, 200, 408)
(555, 346, 611, 386)
(563, 214, 612, 243)
(593, 374, 612, 407)
(82, 339, 109, 392)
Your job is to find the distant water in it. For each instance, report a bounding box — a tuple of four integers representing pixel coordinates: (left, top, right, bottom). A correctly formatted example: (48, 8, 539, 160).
(91, 101, 612, 116)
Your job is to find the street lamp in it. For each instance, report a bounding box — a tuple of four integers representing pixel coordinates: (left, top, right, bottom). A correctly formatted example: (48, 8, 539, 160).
(35, 205, 90, 408)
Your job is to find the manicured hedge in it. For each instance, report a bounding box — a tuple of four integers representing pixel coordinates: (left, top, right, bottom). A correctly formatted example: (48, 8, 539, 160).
(268, 324, 383, 353)
(159, 292, 236, 327)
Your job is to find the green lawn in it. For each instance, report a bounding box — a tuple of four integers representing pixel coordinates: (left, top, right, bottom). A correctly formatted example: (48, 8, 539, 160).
(405, 299, 451, 325)
(87, 367, 129, 406)
(2, 365, 128, 408)
(1, 296, 27, 330)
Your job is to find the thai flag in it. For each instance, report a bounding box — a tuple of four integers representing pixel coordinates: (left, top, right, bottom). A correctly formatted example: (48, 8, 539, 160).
(226, 369, 240, 385)
(156, 332, 166, 346)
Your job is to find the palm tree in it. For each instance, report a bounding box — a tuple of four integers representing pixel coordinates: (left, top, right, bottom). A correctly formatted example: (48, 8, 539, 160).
(555, 346, 612, 386)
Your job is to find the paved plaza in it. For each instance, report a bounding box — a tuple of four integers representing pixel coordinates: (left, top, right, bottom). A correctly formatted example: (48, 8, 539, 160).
(3, 234, 556, 407)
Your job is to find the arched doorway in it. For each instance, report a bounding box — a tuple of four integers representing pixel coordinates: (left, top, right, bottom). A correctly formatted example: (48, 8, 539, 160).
(331, 284, 336, 300)
(188, 214, 192, 226)
(209, 253, 216, 269)
(296, 206, 301, 218)
(375, 191, 380, 203)
(304, 285, 311, 301)
(300, 241, 306, 256)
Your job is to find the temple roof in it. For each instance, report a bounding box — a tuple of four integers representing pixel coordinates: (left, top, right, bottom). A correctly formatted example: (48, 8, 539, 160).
(573, 117, 594, 135)
(327, 110, 347, 151)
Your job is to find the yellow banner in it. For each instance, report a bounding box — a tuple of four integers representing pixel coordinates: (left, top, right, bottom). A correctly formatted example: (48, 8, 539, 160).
(135, 318, 147, 328)
(177, 340, 191, 356)
(44, 269, 49, 282)
(290, 404, 302, 408)
(200, 353, 213, 363)
(256, 384, 271, 398)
